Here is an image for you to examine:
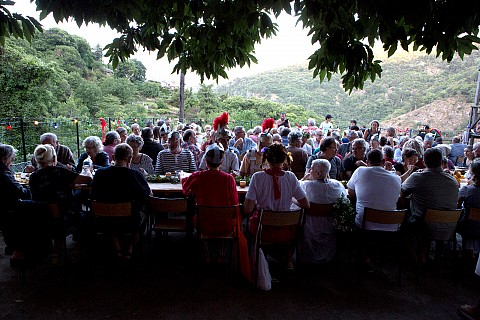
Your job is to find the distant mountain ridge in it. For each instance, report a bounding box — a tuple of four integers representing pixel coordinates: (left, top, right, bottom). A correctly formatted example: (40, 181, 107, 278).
(216, 50, 480, 132)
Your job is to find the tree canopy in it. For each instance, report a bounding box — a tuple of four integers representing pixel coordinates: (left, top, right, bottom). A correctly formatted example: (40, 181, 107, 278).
(2, 0, 480, 92)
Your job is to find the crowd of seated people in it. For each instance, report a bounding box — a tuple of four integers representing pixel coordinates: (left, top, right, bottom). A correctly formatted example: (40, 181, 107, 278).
(3, 114, 480, 290)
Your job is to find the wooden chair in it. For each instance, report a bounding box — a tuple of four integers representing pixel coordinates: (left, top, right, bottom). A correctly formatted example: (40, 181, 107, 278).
(195, 205, 240, 266)
(299, 203, 336, 264)
(149, 196, 191, 242)
(424, 208, 462, 261)
(90, 201, 134, 257)
(360, 207, 407, 284)
(457, 207, 480, 255)
(254, 209, 303, 282)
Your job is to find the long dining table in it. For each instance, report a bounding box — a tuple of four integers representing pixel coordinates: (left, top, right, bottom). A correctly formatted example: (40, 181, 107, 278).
(148, 182, 249, 196)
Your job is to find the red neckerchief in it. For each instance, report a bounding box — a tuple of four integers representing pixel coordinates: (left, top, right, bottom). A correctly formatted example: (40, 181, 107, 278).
(264, 167, 283, 200)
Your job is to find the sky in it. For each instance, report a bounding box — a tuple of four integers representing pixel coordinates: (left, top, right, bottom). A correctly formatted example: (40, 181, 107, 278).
(11, 1, 316, 89)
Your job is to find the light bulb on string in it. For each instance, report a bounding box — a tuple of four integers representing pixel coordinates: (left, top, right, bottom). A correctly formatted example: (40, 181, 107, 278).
(33, 120, 39, 126)
(53, 122, 59, 129)
(6, 123, 12, 131)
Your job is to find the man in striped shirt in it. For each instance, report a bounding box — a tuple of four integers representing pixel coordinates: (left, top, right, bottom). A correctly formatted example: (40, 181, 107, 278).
(155, 131, 197, 175)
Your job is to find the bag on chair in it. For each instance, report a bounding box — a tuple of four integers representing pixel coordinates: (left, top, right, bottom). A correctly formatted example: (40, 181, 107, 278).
(256, 248, 272, 291)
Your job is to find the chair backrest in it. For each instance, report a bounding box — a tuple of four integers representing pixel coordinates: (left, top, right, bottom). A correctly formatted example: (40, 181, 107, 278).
(424, 209, 462, 223)
(468, 207, 480, 221)
(260, 209, 303, 227)
(48, 202, 61, 218)
(91, 201, 132, 217)
(196, 205, 239, 238)
(306, 203, 335, 217)
(362, 207, 406, 229)
(424, 208, 462, 241)
(149, 196, 188, 214)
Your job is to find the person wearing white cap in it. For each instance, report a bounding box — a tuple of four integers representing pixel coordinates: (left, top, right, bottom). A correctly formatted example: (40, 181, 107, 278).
(182, 144, 238, 207)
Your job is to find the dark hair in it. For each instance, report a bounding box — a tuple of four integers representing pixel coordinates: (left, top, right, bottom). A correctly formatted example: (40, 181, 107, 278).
(104, 131, 120, 146)
(350, 119, 357, 125)
(141, 127, 153, 140)
(367, 149, 384, 165)
(319, 137, 337, 152)
(280, 127, 291, 137)
(183, 129, 195, 142)
(402, 148, 418, 159)
(262, 143, 291, 167)
(379, 136, 387, 147)
(383, 146, 394, 159)
(114, 143, 133, 161)
(350, 125, 360, 131)
(470, 160, 480, 186)
(424, 148, 443, 168)
(153, 126, 161, 140)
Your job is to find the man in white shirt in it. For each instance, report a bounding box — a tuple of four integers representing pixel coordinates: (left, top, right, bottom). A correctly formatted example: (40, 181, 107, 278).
(319, 114, 334, 135)
(347, 149, 401, 231)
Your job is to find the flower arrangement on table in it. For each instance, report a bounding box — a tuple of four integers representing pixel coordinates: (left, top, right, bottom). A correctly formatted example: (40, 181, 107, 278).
(333, 193, 356, 232)
(146, 174, 180, 184)
(234, 175, 251, 186)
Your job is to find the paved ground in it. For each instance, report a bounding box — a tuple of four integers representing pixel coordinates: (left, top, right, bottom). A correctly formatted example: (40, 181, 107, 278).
(0, 233, 478, 320)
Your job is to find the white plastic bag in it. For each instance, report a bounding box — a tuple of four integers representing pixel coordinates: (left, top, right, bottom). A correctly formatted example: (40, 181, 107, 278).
(256, 248, 272, 291)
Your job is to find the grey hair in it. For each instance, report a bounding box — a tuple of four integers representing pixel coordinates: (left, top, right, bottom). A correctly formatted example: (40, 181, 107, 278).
(424, 133, 435, 142)
(307, 118, 316, 126)
(347, 130, 358, 138)
(34, 144, 56, 168)
(352, 138, 368, 150)
(126, 133, 144, 149)
(234, 126, 245, 134)
(311, 159, 331, 180)
(40, 132, 58, 144)
(82, 136, 103, 152)
(131, 123, 140, 130)
(473, 142, 480, 150)
(288, 131, 302, 145)
(252, 126, 262, 135)
(0, 144, 17, 164)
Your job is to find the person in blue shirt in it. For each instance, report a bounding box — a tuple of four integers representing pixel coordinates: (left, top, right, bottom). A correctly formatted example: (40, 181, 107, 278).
(228, 126, 256, 160)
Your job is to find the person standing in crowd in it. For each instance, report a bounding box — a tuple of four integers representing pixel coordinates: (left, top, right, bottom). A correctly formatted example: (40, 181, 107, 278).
(116, 127, 128, 143)
(25, 132, 76, 172)
(141, 127, 164, 164)
(155, 131, 197, 175)
(286, 131, 309, 180)
(276, 112, 290, 128)
(131, 123, 141, 136)
(364, 120, 380, 142)
(319, 114, 334, 135)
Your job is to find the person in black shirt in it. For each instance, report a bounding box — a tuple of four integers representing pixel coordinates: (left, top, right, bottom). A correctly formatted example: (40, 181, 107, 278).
(140, 127, 164, 164)
(91, 143, 152, 259)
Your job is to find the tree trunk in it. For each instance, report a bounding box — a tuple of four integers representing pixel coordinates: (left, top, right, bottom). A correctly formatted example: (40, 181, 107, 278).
(179, 72, 185, 123)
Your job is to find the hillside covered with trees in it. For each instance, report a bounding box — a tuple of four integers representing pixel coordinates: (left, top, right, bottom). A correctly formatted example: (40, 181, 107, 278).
(1, 27, 479, 133)
(216, 50, 480, 131)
